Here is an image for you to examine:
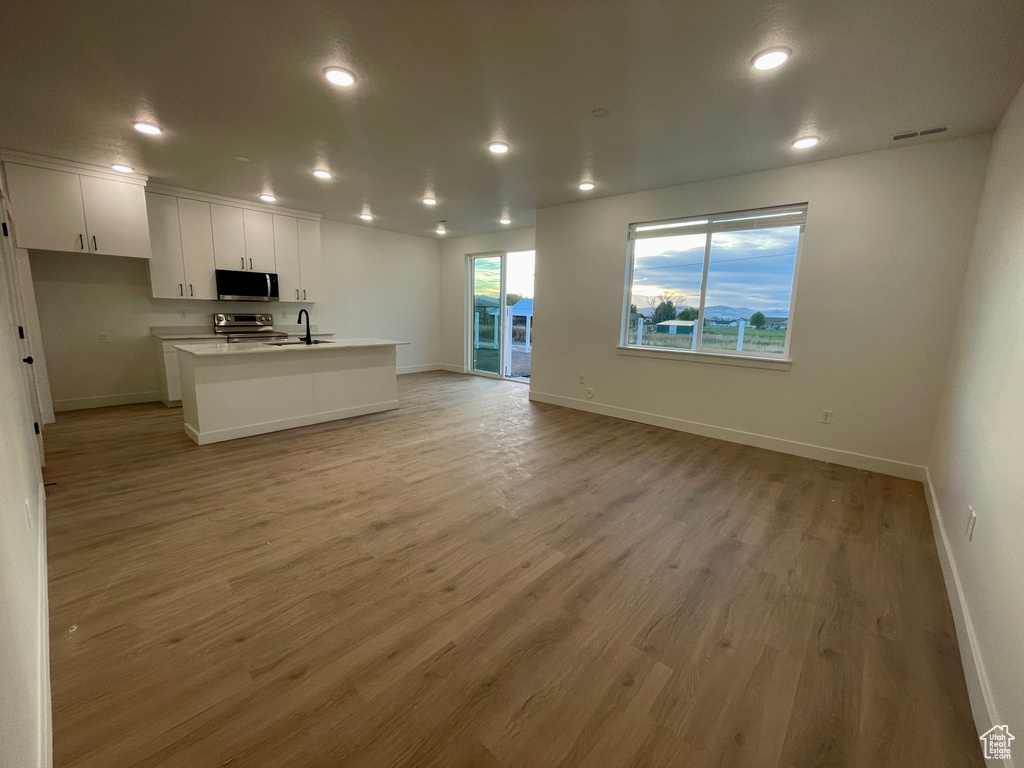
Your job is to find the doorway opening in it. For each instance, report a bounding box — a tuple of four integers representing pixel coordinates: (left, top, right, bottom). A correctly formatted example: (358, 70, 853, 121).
(470, 249, 535, 382)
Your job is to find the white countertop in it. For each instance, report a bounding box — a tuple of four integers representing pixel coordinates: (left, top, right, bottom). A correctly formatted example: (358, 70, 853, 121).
(175, 338, 409, 356)
(152, 326, 333, 340)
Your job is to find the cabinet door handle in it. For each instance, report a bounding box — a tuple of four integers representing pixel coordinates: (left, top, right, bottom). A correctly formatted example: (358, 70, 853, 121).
(249, 258, 253, 270)
(78, 234, 84, 250)
(303, 289, 306, 300)
(22, 356, 33, 365)
(296, 289, 300, 300)
(92, 235, 97, 251)
(189, 284, 194, 297)
(241, 257, 245, 269)
(179, 284, 184, 296)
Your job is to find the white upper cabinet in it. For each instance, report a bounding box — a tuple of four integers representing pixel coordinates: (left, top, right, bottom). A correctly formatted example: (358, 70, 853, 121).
(273, 215, 301, 301)
(140, 182, 322, 302)
(147, 193, 218, 300)
(79, 175, 152, 258)
(3, 161, 150, 258)
(210, 204, 246, 271)
(297, 218, 322, 303)
(177, 199, 217, 299)
(242, 209, 275, 273)
(146, 193, 186, 298)
(4, 163, 89, 253)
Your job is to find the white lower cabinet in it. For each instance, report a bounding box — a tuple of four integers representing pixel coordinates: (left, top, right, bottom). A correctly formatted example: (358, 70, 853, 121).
(158, 339, 215, 403)
(157, 333, 334, 404)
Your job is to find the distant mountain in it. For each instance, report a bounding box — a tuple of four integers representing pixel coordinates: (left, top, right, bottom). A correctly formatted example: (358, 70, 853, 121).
(635, 305, 788, 320)
(699, 305, 790, 319)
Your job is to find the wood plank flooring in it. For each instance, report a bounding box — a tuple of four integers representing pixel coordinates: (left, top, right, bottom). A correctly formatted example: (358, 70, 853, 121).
(42, 372, 982, 767)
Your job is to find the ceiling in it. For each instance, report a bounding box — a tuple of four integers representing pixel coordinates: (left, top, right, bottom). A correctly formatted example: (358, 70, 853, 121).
(1, 1, 1022, 238)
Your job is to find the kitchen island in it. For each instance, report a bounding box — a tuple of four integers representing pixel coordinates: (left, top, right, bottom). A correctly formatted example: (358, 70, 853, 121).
(175, 338, 409, 444)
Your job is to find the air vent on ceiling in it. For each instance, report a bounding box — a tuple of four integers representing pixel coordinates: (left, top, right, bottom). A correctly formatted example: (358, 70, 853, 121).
(893, 126, 947, 141)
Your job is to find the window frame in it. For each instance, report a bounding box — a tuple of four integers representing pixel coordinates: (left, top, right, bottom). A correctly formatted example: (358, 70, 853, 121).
(620, 203, 807, 364)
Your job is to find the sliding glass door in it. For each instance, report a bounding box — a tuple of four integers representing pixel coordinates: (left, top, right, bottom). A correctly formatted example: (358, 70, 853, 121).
(471, 255, 503, 375)
(470, 250, 536, 380)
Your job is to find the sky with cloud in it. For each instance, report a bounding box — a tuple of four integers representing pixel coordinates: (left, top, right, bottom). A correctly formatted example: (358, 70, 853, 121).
(630, 225, 799, 312)
(473, 250, 535, 304)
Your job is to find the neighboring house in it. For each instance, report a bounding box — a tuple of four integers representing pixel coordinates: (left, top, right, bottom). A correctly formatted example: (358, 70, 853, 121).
(762, 316, 788, 330)
(509, 297, 533, 324)
(656, 320, 695, 334)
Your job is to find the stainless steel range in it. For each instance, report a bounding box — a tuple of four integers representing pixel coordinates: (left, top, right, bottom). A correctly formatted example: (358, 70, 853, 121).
(213, 313, 289, 343)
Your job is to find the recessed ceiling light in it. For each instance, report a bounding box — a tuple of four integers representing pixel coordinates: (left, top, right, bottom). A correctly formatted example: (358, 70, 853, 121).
(487, 141, 510, 155)
(578, 181, 595, 191)
(752, 47, 791, 71)
(312, 169, 332, 179)
(360, 213, 373, 221)
(324, 67, 356, 87)
(499, 217, 511, 225)
(259, 193, 277, 203)
(792, 136, 820, 149)
(436, 220, 447, 235)
(133, 121, 161, 135)
(111, 164, 133, 174)
(423, 197, 437, 206)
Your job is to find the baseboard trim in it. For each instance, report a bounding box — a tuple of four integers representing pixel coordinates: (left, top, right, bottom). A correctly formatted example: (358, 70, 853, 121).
(53, 391, 160, 412)
(436, 363, 465, 374)
(184, 400, 400, 445)
(36, 483, 52, 768)
(398, 364, 445, 374)
(528, 390, 926, 481)
(922, 468, 1007, 765)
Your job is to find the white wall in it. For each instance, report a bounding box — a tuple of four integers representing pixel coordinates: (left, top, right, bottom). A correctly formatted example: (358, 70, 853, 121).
(928, 84, 1024, 742)
(531, 136, 991, 476)
(439, 228, 536, 370)
(30, 218, 442, 410)
(316, 220, 441, 373)
(0, 230, 50, 765)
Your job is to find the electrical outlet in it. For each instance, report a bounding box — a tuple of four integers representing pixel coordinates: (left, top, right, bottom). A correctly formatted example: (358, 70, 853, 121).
(966, 506, 977, 540)
(579, 374, 585, 384)
(98, 333, 109, 343)
(820, 410, 833, 424)
(281, 311, 289, 319)
(180, 311, 187, 319)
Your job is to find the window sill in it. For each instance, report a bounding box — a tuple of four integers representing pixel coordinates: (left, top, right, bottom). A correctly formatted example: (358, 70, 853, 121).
(615, 345, 792, 371)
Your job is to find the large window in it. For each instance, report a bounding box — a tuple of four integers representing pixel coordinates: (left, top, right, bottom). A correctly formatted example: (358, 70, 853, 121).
(623, 204, 806, 359)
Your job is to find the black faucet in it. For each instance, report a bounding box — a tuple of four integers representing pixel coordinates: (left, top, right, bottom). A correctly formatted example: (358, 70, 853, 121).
(297, 309, 312, 345)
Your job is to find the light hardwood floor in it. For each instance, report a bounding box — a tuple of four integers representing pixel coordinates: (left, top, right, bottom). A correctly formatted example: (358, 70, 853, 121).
(43, 372, 981, 767)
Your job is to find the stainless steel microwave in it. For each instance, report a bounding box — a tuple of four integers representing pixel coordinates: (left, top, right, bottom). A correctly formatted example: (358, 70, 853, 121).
(215, 270, 280, 302)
